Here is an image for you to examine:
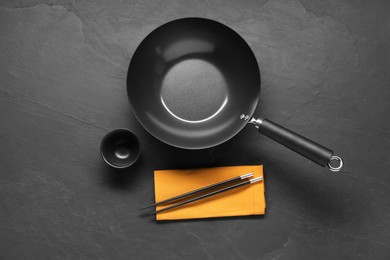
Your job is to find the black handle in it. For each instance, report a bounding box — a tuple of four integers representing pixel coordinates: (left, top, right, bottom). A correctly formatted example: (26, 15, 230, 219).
(257, 119, 336, 168)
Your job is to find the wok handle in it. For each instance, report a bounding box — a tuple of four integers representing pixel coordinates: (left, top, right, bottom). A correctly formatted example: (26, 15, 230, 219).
(250, 118, 343, 171)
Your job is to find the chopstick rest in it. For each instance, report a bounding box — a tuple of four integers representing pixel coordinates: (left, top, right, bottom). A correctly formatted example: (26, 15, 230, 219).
(149, 176, 263, 215)
(140, 172, 254, 210)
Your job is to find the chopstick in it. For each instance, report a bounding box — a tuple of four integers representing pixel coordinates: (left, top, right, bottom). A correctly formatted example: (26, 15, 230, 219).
(140, 172, 254, 210)
(149, 176, 263, 215)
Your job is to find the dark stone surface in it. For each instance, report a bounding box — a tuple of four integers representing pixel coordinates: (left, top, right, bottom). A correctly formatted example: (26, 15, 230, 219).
(0, 0, 389, 259)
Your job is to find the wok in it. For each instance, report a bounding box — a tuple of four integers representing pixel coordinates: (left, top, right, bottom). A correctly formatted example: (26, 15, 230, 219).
(127, 18, 343, 172)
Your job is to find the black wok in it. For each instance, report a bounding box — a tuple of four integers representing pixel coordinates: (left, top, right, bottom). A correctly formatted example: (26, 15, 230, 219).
(127, 18, 343, 172)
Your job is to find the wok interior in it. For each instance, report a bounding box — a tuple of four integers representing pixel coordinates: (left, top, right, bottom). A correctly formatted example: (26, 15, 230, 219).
(127, 18, 260, 149)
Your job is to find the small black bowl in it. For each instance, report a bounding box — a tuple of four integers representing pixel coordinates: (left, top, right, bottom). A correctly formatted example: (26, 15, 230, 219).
(100, 129, 140, 168)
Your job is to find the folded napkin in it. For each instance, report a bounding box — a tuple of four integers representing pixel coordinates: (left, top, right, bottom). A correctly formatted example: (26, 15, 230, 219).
(154, 165, 265, 221)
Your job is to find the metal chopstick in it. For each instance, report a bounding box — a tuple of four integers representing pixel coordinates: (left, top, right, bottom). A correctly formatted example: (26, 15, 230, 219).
(149, 176, 263, 215)
(140, 172, 254, 210)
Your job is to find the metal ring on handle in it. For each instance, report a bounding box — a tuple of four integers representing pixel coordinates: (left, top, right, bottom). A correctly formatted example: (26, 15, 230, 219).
(327, 155, 343, 172)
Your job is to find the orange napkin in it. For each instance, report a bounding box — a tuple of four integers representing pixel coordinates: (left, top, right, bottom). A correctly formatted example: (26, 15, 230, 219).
(154, 165, 265, 221)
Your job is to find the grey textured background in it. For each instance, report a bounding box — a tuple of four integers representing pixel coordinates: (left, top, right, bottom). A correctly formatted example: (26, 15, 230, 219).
(1, 0, 389, 259)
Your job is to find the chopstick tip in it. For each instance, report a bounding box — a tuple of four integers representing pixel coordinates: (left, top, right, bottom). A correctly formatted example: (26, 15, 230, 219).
(139, 204, 154, 210)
